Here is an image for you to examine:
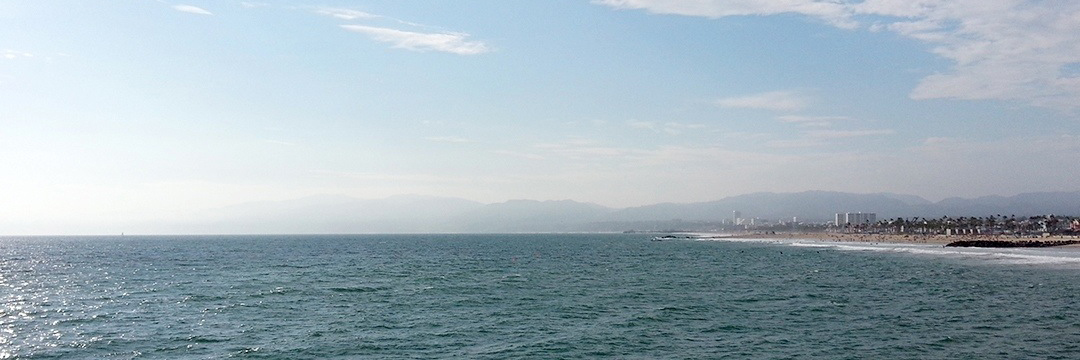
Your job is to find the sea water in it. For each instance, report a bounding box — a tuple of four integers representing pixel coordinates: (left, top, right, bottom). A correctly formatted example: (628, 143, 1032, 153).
(2, 234, 1079, 359)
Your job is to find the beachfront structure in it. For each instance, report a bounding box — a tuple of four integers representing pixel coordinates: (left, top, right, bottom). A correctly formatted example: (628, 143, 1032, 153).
(850, 212, 876, 225)
(836, 212, 877, 226)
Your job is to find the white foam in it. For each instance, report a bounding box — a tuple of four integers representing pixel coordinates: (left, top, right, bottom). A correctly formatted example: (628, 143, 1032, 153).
(788, 242, 835, 248)
(706, 237, 1080, 268)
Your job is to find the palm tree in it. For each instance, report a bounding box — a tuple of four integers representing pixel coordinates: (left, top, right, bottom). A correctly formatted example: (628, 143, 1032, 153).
(1003, 215, 1016, 233)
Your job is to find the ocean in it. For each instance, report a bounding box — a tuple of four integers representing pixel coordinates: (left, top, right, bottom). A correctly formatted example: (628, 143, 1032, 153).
(2, 234, 1079, 359)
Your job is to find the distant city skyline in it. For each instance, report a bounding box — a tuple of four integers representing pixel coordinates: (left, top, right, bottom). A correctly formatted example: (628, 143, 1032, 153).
(2, 1, 1079, 233)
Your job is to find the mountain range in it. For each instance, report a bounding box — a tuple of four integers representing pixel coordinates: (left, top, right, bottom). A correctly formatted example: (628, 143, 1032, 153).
(158, 191, 1080, 234)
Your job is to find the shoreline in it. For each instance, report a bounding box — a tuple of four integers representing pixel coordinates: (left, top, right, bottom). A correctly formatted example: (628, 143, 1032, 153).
(690, 232, 1080, 247)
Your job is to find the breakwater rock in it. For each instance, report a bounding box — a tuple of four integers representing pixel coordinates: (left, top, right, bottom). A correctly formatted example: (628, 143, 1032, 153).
(945, 240, 1080, 248)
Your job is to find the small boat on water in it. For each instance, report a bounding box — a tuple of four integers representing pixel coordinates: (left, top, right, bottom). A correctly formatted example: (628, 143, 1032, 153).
(652, 235, 681, 241)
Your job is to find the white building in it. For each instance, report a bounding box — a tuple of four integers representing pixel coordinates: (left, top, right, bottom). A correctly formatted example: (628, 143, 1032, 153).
(836, 212, 877, 226)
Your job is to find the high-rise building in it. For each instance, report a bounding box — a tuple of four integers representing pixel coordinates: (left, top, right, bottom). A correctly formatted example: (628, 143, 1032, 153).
(837, 212, 876, 225)
(849, 212, 876, 225)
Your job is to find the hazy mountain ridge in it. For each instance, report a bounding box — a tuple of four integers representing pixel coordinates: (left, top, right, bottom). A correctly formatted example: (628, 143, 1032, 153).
(176, 191, 1080, 234)
(610, 191, 919, 222)
(452, 200, 615, 232)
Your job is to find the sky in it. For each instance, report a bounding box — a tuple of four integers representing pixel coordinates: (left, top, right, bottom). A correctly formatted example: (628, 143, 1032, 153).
(2, 0, 1080, 232)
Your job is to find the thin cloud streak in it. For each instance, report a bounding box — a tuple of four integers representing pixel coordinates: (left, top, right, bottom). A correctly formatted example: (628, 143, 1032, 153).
(340, 25, 491, 55)
(765, 139, 826, 148)
(594, 0, 857, 28)
(628, 120, 706, 135)
(315, 7, 377, 20)
(777, 115, 848, 127)
(806, 129, 896, 139)
(716, 91, 810, 111)
(172, 5, 213, 16)
(2, 49, 33, 59)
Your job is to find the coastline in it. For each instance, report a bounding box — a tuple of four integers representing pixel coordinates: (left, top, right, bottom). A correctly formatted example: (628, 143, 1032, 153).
(692, 232, 1080, 247)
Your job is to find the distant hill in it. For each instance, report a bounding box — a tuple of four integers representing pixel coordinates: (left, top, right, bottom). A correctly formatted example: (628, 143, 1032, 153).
(164, 191, 1080, 234)
(874, 192, 934, 206)
(610, 191, 920, 222)
(452, 199, 615, 232)
(929, 192, 1080, 218)
(612, 191, 1080, 223)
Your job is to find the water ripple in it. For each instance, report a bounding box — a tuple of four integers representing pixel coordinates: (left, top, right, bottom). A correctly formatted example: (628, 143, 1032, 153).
(0, 234, 1078, 358)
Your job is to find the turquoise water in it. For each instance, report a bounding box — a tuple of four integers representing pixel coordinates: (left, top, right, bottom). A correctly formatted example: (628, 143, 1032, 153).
(2, 234, 1079, 359)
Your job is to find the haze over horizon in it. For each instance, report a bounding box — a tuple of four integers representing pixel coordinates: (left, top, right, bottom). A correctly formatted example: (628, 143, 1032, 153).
(3, 1, 1080, 233)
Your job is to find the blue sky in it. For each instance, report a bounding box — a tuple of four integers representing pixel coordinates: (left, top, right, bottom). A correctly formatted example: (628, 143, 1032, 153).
(2, 0, 1079, 231)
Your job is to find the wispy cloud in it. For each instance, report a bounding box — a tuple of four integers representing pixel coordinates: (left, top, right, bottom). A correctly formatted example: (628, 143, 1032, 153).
(594, 0, 857, 28)
(922, 137, 956, 146)
(765, 139, 826, 148)
(628, 120, 657, 130)
(777, 115, 847, 127)
(596, 0, 1080, 109)
(2, 49, 33, 60)
(341, 25, 491, 55)
(628, 120, 706, 134)
(535, 140, 641, 159)
(868, 1, 1080, 108)
(315, 7, 377, 20)
(172, 5, 213, 16)
(806, 129, 895, 139)
(716, 91, 810, 111)
(665, 122, 707, 135)
(311, 6, 489, 55)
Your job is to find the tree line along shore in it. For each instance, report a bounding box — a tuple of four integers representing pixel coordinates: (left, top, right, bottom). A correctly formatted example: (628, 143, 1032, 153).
(684, 214, 1079, 246)
(830, 215, 1079, 237)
